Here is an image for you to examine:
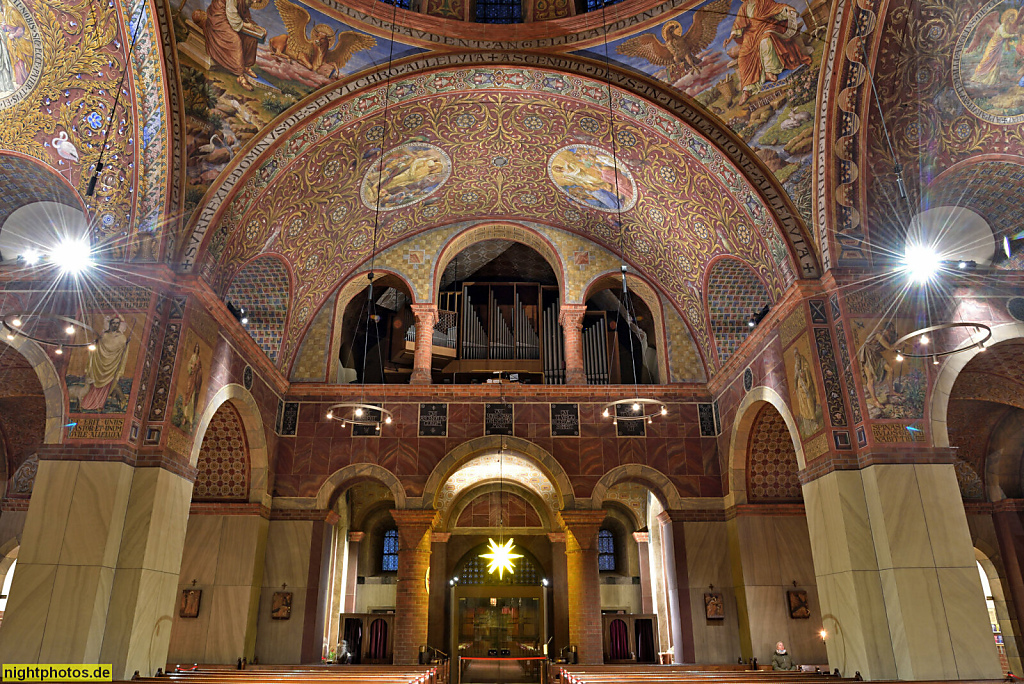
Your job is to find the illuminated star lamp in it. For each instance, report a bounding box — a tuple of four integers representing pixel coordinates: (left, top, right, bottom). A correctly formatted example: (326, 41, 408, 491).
(480, 537, 523, 580)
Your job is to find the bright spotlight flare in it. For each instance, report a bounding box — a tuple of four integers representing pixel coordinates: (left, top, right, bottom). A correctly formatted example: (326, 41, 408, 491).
(49, 238, 94, 275)
(901, 244, 942, 284)
(480, 537, 523, 580)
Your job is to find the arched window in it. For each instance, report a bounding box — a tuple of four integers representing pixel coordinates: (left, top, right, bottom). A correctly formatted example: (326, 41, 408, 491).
(381, 528, 399, 572)
(475, 0, 522, 23)
(598, 528, 616, 571)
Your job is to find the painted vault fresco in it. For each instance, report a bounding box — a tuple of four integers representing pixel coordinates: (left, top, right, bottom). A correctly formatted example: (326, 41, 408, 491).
(575, 0, 826, 223)
(171, 0, 425, 219)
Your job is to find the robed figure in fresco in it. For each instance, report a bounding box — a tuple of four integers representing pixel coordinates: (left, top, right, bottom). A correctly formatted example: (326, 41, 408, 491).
(80, 316, 131, 411)
(0, 0, 27, 96)
(728, 0, 812, 104)
(204, 0, 263, 90)
(970, 8, 1024, 87)
(182, 342, 204, 430)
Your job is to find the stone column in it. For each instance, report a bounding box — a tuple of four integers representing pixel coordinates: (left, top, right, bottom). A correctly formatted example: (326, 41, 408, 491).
(993, 509, 1024, 674)
(548, 531, 570, 657)
(803, 457, 1002, 680)
(657, 511, 695, 663)
(561, 511, 605, 664)
(391, 509, 438, 664)
(343, 531, 364, 613)
(428, 532, 450, 655)
(559, 304, 588, 386)
(0, 446, 194, 679)
(300, 516, 333, 663)
(633, 531, 654, 614)
(410, 304, 438, 386)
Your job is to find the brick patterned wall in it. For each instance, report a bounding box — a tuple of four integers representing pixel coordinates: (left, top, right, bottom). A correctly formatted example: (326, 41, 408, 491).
(705, 258, 770, 364)
(193, 402, 250, 501)
(747, 405, 802, 502)
(225, 255, 290, 364)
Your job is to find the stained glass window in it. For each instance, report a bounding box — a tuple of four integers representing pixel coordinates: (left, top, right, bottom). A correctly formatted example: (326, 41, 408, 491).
(379, 0, 412, 8)
(382, 528, 399, 572)
(598, 529, 616, 571)
(475, 0, 522, 24)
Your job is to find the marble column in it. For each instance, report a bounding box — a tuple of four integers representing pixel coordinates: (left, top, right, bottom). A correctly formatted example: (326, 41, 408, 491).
(657, 510, 695, 663)
(548, 531, 570, 657)
(562, 511, 605, 664)
(559, 305, 588, 386)
(0, 447, 194, 679)
(804, 460, 1002, 680)
(428, 532, 449, 655)
(391, 509, 438, 665)
(410, 305, 437, 386)
(343, 531, 364, 613)
(633, 531, 654, 614)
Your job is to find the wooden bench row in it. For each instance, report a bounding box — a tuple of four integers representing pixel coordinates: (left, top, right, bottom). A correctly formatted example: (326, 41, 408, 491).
(554, 666, 845, 684)
(129, 665, 446, 684)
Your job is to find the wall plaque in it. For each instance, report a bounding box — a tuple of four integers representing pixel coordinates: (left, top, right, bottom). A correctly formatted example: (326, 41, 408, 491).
(179, 589, 202, 618)
(550, 403, 579, 437)
(485, 403, 514, 436)
(352, 405, 382, 437)
(615, 404, 645, 437)
(419, 403, 447, 437)
(271, 591, 293, 620)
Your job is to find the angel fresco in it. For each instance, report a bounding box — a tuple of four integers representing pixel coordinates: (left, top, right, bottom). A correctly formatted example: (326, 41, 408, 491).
(270, 0, 375, 78)
(968, 6, 1024, 87)
(617, 0, 730, 79)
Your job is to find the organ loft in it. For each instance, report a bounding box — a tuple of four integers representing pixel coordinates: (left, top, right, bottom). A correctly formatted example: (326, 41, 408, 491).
(0, 0, 1021, 681)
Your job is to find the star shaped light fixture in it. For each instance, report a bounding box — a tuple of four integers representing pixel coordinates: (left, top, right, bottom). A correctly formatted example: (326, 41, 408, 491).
(481, 537, 523, 580)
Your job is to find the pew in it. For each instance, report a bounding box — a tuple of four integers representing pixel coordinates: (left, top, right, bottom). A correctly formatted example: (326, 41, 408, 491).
(128, 663, 447, 684)
(553, 665, 845, 684)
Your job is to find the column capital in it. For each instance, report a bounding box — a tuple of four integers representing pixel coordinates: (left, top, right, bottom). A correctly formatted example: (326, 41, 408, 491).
(656, 509, 691, 525)
(558, 303, 587, 329)
(391, 508, 440, 548)
(559, 510, 606, 550)
(632, 531, 650, 544)
(547, 532, 567, 544)
(410, 303, 439, 326)
(347, 530, 365, 543)
(431, 531, 451, 543)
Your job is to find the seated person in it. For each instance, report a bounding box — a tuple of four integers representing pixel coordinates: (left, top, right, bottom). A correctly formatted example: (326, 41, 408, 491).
(337, 640, 352, 664)
(772, 641, 798, 671)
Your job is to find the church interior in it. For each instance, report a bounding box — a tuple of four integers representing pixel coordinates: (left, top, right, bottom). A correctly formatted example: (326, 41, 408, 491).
(1, 0, 1024, 681)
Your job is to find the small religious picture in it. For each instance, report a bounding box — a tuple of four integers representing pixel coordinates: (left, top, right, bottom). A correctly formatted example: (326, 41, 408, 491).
(704, 592, 724, 620)
(272, 591, 293, 620)
(787, 589, 810, 619)
(179, 589, 201, 618)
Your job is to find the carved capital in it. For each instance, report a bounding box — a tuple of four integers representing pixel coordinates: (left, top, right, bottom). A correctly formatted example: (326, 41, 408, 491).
(632, 531, 650, 544)
(558, 304, 587, 330)
(559, 509, 606, 551)
(410, 303, 439, 328)
(348, 530, 366, 543)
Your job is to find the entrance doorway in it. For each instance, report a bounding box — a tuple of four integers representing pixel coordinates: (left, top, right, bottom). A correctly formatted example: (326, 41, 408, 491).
(453, 585, 547, 683)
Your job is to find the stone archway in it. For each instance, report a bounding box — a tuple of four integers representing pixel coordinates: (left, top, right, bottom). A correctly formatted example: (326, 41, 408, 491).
(0, 336, 65, 446)
(589, 464, 683, 512)
(727, 386, 804, 505)
(315, 463, 407, 511)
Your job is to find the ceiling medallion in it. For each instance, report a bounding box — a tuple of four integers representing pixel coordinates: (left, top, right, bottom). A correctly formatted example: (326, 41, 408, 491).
(480, 537, 523, 580)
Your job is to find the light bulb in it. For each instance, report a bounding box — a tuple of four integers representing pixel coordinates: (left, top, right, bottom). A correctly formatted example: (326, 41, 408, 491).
(66, 325, 75, 335)
(932, 356, 939, 365)
(54, 346, 63, 355)
(5, 333, 13, 341)
(355, 408, 363, 417)
(612, 419, 617, 425)
(895, 352, 904, 362)
(902, 244, 941, 284)
(385, 416, 392, 424)
(920, 334, 929, 345)
(50, 238, 93, 274)
(661, 406, 667, 415)
(978, 341, 986, 351)
(87, 343, 97, 351)
(240, 316, 249, 325)
(326, 411, 333, 420)
(375, 424, 380, 431)
(632, 402, 640, 412)
(21, 249, 40, 265)
(602, 409, 609, 418)
(11, 318, 21, 327)
(341, 421, 346, 427)
(647, 417, 653, 424)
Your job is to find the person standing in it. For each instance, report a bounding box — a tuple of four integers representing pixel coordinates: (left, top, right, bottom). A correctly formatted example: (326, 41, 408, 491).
(728, 0, 812, 105)
(203, 0, 263, 90)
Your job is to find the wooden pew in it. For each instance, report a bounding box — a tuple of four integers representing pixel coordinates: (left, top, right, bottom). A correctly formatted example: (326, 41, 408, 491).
(554, 665, 844, 684)
(128, 664, 446, 684)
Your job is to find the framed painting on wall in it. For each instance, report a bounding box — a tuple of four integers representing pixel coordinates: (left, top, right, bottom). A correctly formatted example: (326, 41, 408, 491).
(272, 591, 293, 620)
(180, 589, 201, 618)
(787, 589, 810, 619)
(704, 592, 724, 620)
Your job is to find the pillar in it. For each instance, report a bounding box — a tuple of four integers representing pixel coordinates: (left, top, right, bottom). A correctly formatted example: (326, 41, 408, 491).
(633, 531, 654, 614)
(391, 509, 438, 664)
(428, 532, 449, 655)
(300, 516, 333, 663)
(561, 511, 605, 664)
(559, 304, 587, 386)
(548, 531, 570, 657)
(0, 446, 194, 678)
(343, 531, 364, 613)
(993, 509, 1024, 674)
(657, 511, 695, 663)
(410, 305, 437, 385)
(803, 458, 1002, 680)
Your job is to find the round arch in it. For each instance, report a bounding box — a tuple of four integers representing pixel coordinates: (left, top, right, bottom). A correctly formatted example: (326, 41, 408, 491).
(589, 464, 682, 513)
(930, 322, 1024, 448)
(420, 436, 573, 511)
(325, 267, 418, 384)
(441, 480, 554, 532)
(976, 545, 1023, 673)
(188, 383, 269, 503)
(315, 463, 407, 511)
(0, 336, 65, 445)
(727, 386, 804, 505)
(431, 222, 566, 305)
(582, 270, 671, 385)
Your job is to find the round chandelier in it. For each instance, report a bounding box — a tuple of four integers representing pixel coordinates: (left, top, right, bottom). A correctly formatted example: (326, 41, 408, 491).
(893, 322, 992, 365)
(601, 398, 667, 425)
(1, 312, 99, 355)
(325, 402, 394, 431)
